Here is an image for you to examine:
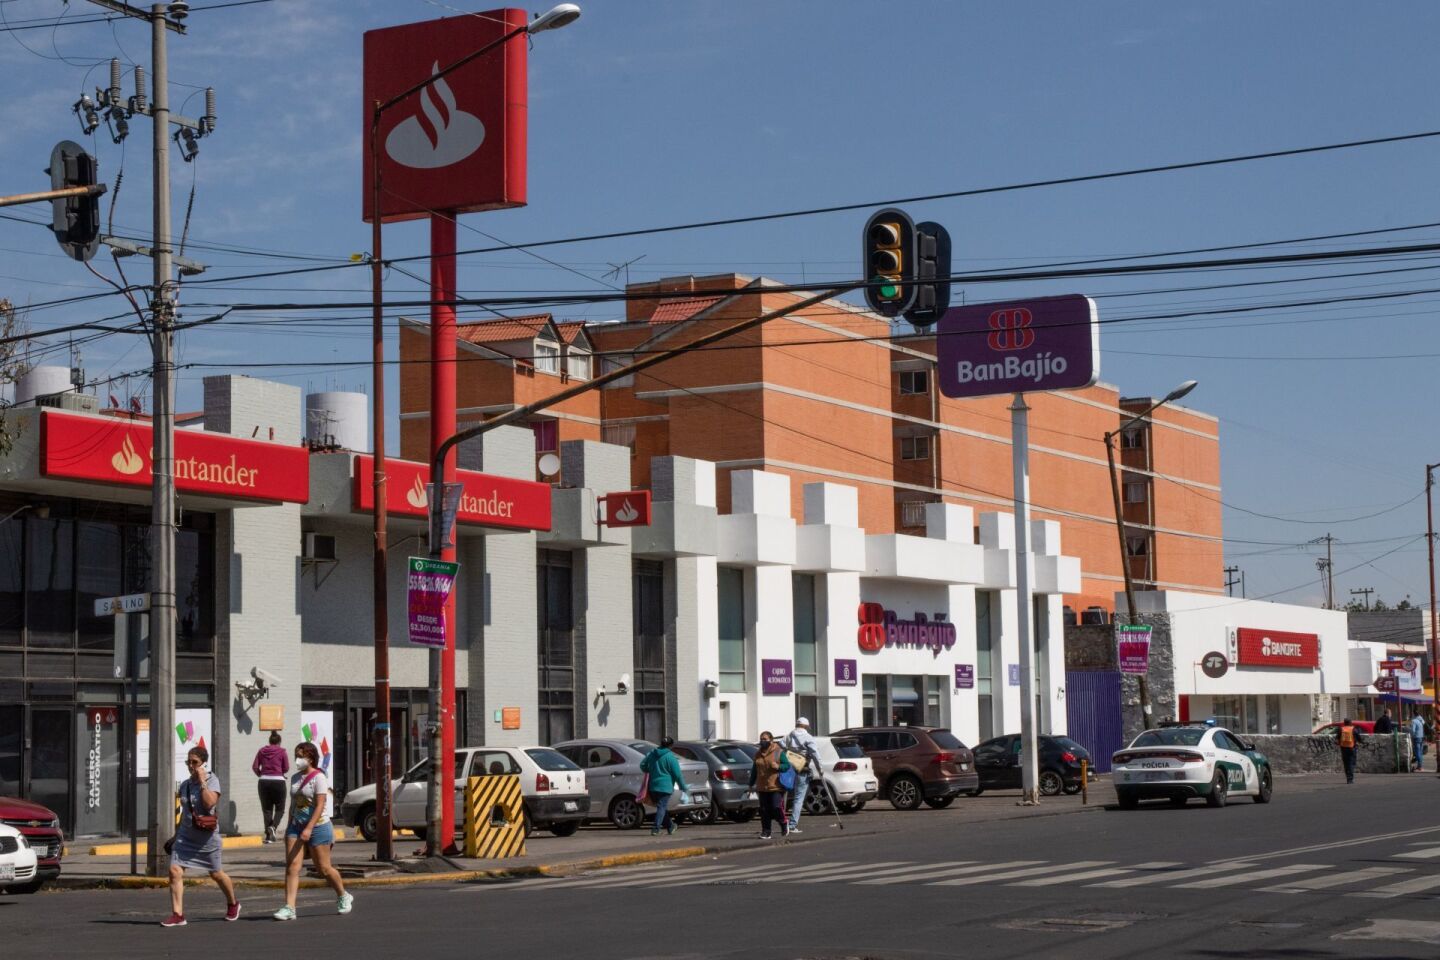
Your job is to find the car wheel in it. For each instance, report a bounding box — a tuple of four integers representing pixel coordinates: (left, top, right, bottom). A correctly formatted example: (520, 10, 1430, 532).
(1253, 767, 1273, 804)
(1116, 790, 1139, 810)
(609, 795, 645, 830)
(549, 820, 581, 837)
(1206, 770, 1229, 808)
(8, 879, 43, 895)
(923, 795, 955, 809)
(804, 786, 833, 816)
(688, 800, 719, 826)
(1062, 782, 1082, 795)
(888, 775, 923, 811)
(358, 803, 378, 843)
(1039, 770, 1065, 796)
(967, 787, 984, 797)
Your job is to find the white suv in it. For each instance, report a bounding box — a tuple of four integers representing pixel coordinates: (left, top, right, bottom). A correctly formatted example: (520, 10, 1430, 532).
(804, 735, 879, 815)
(0, 824, 38, 893)
(341, 746, 589, 839)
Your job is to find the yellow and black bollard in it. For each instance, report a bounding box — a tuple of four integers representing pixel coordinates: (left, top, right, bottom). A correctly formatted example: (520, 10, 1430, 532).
(463, 773, 527, 859)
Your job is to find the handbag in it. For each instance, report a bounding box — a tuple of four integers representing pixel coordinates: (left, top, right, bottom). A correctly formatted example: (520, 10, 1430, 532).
(637, 772, 651, 805)
(185, 781, 218, 832)
(778, 767, 797, 791)
(784, 749, 808, 773)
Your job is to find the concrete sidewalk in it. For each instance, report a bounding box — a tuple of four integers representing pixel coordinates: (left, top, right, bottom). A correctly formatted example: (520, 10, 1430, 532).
(46, 773, 1359, 891)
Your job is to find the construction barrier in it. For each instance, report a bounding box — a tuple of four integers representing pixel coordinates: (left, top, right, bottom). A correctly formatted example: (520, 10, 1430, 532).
(463, 774, 527, 859)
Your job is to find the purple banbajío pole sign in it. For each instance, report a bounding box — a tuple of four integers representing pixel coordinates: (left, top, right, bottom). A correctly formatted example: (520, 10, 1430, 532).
(834, 659, 858, 687)
(936, 295, 1099, 400)
(762, 659, 793, 695)
(407, 556, 459, 649)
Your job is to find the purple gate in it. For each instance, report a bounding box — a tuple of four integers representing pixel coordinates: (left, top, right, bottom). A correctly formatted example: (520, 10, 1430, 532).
(1065, 670, 1123, 773)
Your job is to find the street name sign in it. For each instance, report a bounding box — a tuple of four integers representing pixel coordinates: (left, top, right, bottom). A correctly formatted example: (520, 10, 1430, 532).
(95, 593, 150, 617)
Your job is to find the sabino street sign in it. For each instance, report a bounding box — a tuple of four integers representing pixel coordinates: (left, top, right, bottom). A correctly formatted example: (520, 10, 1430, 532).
(936, 294, 1100, 400)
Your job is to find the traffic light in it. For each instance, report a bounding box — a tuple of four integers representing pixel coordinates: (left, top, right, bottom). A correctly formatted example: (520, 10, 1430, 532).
(904, 220, 952, 327)
(863, 208, 915, 317)
(48, 140, 101, 262)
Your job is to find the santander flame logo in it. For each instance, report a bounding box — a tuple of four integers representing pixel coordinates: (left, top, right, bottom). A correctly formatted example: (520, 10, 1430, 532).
(385, 63, 486, 170)
(614, 498, 639, 523)
(406, 475, 429, 509)
(111, 435, 145, 475)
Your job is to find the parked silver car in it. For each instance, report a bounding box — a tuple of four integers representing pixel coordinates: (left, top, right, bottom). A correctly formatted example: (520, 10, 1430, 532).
(673, 739, 759, 824)
(554, 739, 710, 829)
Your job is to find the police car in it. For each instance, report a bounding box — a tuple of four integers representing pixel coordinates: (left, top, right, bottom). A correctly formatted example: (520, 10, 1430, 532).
(1112, 723, 1274, 809)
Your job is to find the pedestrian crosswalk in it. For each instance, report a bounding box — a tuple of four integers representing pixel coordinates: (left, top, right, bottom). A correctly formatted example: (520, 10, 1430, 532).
(460, 850, 1440, 898)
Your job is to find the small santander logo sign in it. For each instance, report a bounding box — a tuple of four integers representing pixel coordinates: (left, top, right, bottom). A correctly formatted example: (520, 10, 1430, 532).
(601, 490, 651, 528)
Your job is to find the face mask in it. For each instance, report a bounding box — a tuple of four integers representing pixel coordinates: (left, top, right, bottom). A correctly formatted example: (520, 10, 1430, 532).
(295, 757, 310, 771)
(760, 740, 772, 749)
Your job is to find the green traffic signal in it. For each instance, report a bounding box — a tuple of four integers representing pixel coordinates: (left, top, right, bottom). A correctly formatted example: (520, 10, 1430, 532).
(874, 276, 900, 300)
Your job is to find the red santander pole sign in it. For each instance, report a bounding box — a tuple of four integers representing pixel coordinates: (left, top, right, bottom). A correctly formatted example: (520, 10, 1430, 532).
(362, 9, 528, 223)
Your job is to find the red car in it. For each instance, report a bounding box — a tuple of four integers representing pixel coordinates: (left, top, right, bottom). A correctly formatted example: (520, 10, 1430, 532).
(1313, 721, 1377, 735)
(0, 797, 63, 891)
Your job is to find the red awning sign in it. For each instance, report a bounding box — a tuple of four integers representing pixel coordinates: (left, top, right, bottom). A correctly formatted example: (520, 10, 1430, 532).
(1235, 627, 1320, 669)
(40, 410, 309, 503)
(353, 455, 550, 532)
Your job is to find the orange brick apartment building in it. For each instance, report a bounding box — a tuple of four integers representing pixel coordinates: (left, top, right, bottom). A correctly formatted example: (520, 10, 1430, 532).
(398, 275, 1224, 614)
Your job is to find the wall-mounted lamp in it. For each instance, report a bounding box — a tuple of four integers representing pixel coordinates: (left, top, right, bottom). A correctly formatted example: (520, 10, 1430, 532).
(702, 679, 719, 700)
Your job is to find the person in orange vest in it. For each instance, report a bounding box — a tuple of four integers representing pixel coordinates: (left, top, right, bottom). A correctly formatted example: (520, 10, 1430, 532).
(1331, 718, 1367, 784)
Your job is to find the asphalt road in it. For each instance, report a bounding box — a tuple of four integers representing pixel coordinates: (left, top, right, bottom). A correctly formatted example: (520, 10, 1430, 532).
(14, 773, 1440, 958)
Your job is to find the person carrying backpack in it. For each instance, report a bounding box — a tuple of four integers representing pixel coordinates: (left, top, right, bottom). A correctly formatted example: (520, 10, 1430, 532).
(783, 717, 821, 834)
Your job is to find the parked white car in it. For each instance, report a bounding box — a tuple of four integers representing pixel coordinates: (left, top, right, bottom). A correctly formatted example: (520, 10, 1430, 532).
(803, 735, 879, 815)
(0, 823, 38, 893)
(341, 746, 589, 839)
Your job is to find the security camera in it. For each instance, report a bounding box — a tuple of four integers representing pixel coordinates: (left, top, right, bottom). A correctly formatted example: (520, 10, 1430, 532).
(616, 674, 630, 695)
(251, 667, 282, 689)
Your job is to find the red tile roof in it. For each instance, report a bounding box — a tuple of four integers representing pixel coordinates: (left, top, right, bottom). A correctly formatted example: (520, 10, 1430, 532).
(457, 314, 554, 345)
(554, 321, 589, 344)
(648, 296, 722, 325)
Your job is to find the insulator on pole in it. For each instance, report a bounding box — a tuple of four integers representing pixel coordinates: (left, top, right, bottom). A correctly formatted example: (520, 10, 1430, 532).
(202, 87, 216, 134)
(108, 58, 122, 105)
(132, 65, 147, 113)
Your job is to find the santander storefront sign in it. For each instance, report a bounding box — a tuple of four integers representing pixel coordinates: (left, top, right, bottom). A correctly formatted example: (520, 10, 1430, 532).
(41, 411, 309, 502)
(857, 603, 957, 657)
(353, 455, 550, 533)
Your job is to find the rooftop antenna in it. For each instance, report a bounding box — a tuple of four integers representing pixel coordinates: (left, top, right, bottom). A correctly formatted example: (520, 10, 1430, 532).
(602, 254, 646, 288)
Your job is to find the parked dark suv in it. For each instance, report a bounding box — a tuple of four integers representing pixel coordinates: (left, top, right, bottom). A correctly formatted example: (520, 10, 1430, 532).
(972, 734, 1095, 796)
(836, 726, 978, 810)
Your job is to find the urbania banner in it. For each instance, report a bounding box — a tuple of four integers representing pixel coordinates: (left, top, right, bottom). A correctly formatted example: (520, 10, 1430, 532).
(936, 295, 1100, 400)
(40, 410, 309, 503)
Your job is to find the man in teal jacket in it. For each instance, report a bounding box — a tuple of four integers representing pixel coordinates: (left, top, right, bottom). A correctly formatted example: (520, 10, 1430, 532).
(640, 736, 689, 835)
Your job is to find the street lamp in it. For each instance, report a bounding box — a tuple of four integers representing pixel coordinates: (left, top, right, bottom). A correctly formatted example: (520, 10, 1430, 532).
(367, 2, 581, 862)
(1104, 379, 1197, 731)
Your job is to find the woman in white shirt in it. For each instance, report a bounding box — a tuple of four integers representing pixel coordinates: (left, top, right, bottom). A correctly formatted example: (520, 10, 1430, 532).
(273, 741, 352, 921)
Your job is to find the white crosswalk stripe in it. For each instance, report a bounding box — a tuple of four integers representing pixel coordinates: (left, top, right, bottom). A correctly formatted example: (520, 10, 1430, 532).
(1174, 864, 1330, 889)
(855, 860, 1044, 885)
(817, 861, 975, 883)
(1396, 846, 1440, 859)
(1357, 873, 1440, 898)
(1092, 863, 1259, 888)
(1263, 866, 1412, 893)
(1012, 865, 1143, 887)
(668, 860, 859, 887)
(932, 861, 1113, 887)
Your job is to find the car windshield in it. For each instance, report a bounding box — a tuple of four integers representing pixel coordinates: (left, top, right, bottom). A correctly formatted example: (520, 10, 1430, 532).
(832, 739, 865, 759)
(1131, 729, 1205, 747)
(930, 731, 965, 750)
(628, 742, 656, 756)
(525, 748, 580, 772)
(710, 744, 753, 764)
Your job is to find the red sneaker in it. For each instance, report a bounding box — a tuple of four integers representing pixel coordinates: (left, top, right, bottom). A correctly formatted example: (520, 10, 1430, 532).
(160, 913, 187, 927)
(225, 902, 241, 922)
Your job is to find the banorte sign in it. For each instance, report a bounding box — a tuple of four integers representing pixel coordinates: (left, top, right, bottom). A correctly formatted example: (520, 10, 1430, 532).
(362, 8, 528, 224)
(353, 455, 551, 532)
(936, 295, 1100, 400)
(1235, 627, 1320, 669)
(857, 603, 957, 657)
(40, 411, 309, 502)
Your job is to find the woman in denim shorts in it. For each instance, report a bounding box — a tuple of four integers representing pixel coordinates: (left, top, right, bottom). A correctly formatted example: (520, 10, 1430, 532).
(273, 741, 352, 920)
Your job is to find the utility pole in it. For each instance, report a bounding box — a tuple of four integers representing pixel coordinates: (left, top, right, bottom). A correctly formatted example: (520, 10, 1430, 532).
(1350, 587, 1375, 611)
(1426, 464, 1439, 774)
(1314, 534, 1335, 609)
(1224, 565, 1242, 597)
(81, 0, 214, 877)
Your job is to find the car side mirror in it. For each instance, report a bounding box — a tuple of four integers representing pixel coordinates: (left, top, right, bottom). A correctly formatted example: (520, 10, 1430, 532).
(1239, 738, 1255, 752)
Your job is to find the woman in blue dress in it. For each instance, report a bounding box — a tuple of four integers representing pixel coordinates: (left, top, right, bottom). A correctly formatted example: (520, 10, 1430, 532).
(162, 745, 241, 927)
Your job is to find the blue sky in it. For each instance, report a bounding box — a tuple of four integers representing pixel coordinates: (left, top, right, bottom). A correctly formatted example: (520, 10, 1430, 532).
(4, 0, 1440, 609)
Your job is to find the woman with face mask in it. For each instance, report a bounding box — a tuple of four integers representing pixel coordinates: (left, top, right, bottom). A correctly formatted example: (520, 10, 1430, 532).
(273, 741, 352, 920)
(748, 731, 789, 840)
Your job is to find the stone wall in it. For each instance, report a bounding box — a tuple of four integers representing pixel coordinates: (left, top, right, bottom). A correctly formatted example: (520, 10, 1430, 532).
(1249, 733, 1416, 775)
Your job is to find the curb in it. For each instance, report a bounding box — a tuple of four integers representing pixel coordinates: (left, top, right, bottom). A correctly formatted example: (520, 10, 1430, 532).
(89, 828, 357, 857)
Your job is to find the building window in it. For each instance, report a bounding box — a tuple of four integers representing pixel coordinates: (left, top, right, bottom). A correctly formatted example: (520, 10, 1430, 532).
(862, 674, 878, 727)
(1124, 481, 1148, 504)
(537, 549, 574, 746)
(1265, 694, 1282, 734)
(792, 574, 818, 695)
(898, 370, 929, 395)
(976, 591, 995, 742)
(600, 352, 634, 388)
(718, 567, 745, 692)
(532, 419, 558, 453)
(1125, 536, 1150, 557)
(601, 422, 637, 455)
(901, 500, 928, 528)
(565, 349, 590, 381)
(633, 560, 667, 743)
(1120, 427, 1145, 450)
(900, 435, 931, 461)
(534, 341, 560, 374)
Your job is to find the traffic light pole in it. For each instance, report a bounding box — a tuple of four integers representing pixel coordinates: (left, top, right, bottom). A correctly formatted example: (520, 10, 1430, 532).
(1012, 394, 1040, 805)
(145, 1, 177, 878)
(0, 184, 106, 208)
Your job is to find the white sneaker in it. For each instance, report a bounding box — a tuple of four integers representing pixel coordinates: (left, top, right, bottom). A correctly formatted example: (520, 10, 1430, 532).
(788, 825, 802, 834)
(337, 893, 354, 915)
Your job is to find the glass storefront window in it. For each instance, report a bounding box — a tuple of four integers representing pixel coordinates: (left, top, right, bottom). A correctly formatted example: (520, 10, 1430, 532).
(718, 567, 745, 692)
(792, 574, 817, 694)
(632, 560, 666, 742)
(0, 519, 20, 646)
(925, 676, 945, 727)
(862, 674, 877, 726)
(77, 522, 123, 651)
(537, 549, 574, 746)
(1265, 694, 1282, 734)
(26, 518, 75, 648)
